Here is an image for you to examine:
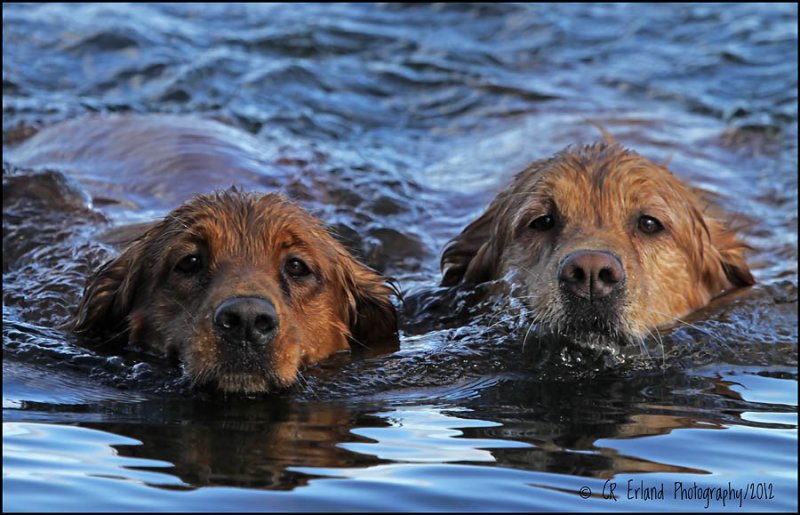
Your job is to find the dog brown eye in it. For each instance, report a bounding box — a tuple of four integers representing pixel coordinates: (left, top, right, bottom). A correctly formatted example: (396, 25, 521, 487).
(175, 255, 201, 274)
(638, 215, 664, 235)
(529, 214, 555, 231)
(285, 257, 311, 278)
(174, 254, 202, 275)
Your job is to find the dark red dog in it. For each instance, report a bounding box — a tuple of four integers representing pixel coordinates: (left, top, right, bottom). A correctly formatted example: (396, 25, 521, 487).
(73, 190, 398, 393)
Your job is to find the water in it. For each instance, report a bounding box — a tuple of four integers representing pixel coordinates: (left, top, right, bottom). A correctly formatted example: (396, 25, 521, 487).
(3, 3, 797, 511)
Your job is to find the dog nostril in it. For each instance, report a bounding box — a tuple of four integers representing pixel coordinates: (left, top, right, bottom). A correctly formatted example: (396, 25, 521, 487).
(559, 263, 587, 287)
(570, 267, 586, 283)
(253, 313, 277, 334)
(218, 312, 240, 331)
(598, 266, 619, 285)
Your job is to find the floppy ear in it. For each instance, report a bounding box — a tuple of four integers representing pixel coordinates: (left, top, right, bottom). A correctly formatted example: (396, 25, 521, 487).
(440, 156, 553, 287)
(708, 220, 755, 289)
(440, 200, 503, 286)
(73, 243, 144, 336)
(340, 259, 398, 346)
(685, 187, 755, 291)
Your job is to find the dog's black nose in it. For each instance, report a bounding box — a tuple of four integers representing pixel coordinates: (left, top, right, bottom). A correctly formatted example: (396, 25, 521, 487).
(214, 297, 279, 347)
(558, 250, 625, 300)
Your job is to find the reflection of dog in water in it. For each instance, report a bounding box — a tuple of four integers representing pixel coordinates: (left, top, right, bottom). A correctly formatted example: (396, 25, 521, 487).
(441, 142, 754, 352)
(12, 116, 398, 393)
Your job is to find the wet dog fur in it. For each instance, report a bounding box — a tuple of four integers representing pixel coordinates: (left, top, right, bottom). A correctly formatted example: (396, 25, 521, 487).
(441, 143, 754, 352)
(74, 189, 398, 393)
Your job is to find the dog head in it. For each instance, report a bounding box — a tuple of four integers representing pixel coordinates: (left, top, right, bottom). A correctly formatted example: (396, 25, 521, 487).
(441, 143, 754, 349)
(74, 190, 398, 393)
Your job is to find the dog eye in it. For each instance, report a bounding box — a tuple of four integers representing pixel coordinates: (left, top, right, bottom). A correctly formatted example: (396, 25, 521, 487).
(284, 257, 311, 278)
(529, 214, 555, 231)
(174, 254, 202, 275)
(638, 215, 665, 235)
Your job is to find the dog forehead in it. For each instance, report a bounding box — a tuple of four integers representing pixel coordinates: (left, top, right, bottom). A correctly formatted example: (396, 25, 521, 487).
(534, 148, 683, 222)
(166, 191, 328, 252)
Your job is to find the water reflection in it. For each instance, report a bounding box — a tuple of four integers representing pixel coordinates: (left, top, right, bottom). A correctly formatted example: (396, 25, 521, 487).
(15, 367, 779, 493)
(69, 399, 388, 490)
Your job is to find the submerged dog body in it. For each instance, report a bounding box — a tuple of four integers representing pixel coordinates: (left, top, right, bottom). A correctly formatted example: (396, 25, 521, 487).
(441, 143, 754, 351)
(74, 190, 397, 393)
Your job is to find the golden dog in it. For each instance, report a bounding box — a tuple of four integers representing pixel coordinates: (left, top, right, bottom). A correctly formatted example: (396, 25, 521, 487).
(441, 143, 754, 350)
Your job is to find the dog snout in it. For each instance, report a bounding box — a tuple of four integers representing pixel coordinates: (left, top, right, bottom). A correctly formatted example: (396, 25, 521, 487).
(214, 297, 279, 347)
(558, 250, 625, 300)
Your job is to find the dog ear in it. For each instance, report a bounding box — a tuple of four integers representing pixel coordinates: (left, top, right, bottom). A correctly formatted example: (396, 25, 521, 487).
(440, 156, 552, 287)
(683, 186, 755, 293)
(73, 242, 144, 336)
(440, 200, 504, 286)
(708, 221, 755, 290)
(339, 258, 399, 346)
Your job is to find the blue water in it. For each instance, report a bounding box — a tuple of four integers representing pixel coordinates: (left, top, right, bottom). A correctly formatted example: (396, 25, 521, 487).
(3, 3, 797, 512)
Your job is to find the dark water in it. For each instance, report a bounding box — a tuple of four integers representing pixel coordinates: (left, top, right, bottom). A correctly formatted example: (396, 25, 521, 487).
(3, 3, 797, 512)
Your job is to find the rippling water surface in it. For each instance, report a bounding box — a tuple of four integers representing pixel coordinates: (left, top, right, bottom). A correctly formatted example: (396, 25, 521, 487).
(3, 3, 797, 512)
